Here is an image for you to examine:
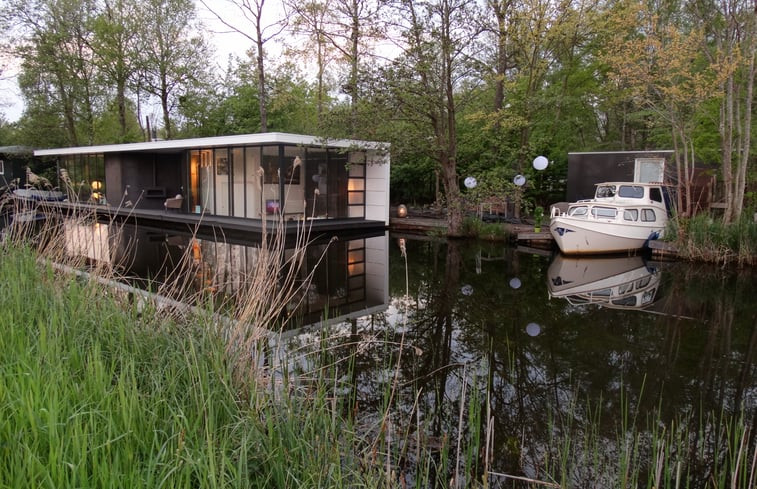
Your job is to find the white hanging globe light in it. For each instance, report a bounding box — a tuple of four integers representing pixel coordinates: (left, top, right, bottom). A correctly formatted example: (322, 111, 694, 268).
(533, 155, 548, 170)
(526, 322, 541, 337)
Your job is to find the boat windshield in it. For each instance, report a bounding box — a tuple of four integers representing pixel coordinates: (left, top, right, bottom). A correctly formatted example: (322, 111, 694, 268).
(618, 185, 644, 198)
(568, 206, 588, 217)
(596, 185, 616, 198)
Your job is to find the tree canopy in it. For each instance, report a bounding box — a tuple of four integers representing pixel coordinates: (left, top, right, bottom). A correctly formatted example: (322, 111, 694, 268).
(0, 0, 753, 225)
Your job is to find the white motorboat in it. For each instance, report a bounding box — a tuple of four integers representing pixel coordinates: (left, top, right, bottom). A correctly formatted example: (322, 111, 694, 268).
(549, 182, 672, 255)
(547, 254, 661, 310)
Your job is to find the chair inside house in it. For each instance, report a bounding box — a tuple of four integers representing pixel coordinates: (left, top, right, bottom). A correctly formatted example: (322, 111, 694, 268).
(164, 194, 183, 212)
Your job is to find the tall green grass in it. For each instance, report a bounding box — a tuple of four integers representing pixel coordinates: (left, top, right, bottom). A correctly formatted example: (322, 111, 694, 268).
(667, 215, 757, 267)
(0, 244, 377, 488)
(533, 384, 756, 489)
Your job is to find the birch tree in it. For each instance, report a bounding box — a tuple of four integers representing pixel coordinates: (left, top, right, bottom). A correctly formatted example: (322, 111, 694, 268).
(285, 0, 335, 122)
(198, 0, 287, 133)
(91, 0, 142, 141)
(603, 0, 732, 216)
(137, 0, 210, 139)
(3, 0, 100, 146)
(692, 0, 755, 222)
(382, 0, 481, 236)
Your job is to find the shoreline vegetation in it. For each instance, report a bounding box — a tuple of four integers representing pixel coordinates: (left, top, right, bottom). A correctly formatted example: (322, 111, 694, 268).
(393, 206, 757, 268)
(1, 205, 755, 487)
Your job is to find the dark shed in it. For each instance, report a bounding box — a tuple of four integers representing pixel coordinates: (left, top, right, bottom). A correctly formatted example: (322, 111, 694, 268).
(567, 150, 674, 201)
(0, 146, 35, 189)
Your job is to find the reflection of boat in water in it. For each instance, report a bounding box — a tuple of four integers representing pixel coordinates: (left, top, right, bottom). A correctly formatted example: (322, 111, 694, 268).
(547, 254, 661, 310)
(549, 182, 673, 254)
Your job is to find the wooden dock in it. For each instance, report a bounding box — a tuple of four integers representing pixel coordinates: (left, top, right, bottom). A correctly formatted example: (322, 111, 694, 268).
(389, 216, 447, 234)
(516, 230, 553, 241)
(647, 239, 679, 259)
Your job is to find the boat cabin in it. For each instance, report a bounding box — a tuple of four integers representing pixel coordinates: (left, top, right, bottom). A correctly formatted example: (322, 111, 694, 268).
(34, 132, 390, 228)
(564, 182, 673, 222)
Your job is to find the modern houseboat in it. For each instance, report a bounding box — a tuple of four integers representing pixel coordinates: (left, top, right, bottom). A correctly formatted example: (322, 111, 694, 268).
(549, 181, 673, 255)
(33, 132, 390, 235)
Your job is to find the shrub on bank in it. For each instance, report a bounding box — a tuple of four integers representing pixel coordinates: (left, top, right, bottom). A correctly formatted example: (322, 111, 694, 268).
(462, 216, 510, 241)
(666, 214, 757, 267)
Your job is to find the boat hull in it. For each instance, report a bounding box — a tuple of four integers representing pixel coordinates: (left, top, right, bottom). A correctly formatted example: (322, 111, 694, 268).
(550, 217, 663, 255)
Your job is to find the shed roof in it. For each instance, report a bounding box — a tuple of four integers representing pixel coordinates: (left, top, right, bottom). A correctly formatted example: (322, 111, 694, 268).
(0, 146, 34, 155)
(568, 150, 673, 156)
(34, 132, 389, 157)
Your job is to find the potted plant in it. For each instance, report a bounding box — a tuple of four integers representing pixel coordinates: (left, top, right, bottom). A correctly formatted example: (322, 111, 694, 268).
(533, 205, 544, 233)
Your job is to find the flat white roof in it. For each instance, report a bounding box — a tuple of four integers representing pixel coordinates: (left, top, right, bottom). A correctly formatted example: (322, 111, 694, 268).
(34, 132, 389, 156)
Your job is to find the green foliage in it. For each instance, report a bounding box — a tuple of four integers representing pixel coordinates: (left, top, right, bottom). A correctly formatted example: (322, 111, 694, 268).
(462, 217, 509, 240)
(391, 156, 437, 205)
(533, 205, 544, 225)
(1, 0, 752, 220)
(0, 116, 15, 146)
(92, 97, 144, 143)
(668, 214, 757, 267)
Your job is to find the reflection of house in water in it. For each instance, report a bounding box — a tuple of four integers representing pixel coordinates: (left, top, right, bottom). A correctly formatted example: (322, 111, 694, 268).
(62, 219, 389, 328)
(547, 254, 661, 310)
(35, 133, 390, 236)
(64, 221, 112, 263)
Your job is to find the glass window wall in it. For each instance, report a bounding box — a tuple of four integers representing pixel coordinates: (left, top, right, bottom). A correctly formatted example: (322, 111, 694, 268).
(60, 154, 105, 203)
(214, 148, 230, 216)
(245, 147, 261, 217)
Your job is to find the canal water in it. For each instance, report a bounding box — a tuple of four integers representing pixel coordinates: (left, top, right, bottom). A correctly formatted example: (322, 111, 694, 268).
(64, 221, 756, 486)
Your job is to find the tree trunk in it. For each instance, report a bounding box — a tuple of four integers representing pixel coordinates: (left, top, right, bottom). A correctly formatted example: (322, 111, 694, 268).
(349, 0, 360, 137)
(256, 35, 268, 132)
(117, 78, 127, 140)
(733, 19, 755, 220)
(161, 77, 172, 139)
(721, 74, 735, 222)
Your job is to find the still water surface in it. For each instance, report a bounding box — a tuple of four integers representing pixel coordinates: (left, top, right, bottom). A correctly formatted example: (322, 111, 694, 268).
(69, 221, 756, 485)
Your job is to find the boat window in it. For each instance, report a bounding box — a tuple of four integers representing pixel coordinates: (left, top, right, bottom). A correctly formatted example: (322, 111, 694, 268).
(641, 209, 656, 222)
(596, 185, 616, 198)
(618, 282, 634, 294)
(623, 209, 638, 221)
(641, 288, 656, 304)
(612, 296, 637, 307)
(649, 187, 663, 203)
(591, 207, 617, 218)
(590, 288, 612, 297)
(635, 276, 651, 288)
(618, 185, 644, 198)
(569, 206, 588, 217)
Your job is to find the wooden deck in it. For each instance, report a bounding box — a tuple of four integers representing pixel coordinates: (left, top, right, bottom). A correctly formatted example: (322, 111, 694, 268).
(389, 216, 447, 234)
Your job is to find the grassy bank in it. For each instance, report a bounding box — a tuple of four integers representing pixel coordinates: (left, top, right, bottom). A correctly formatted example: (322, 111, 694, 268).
(1, 209, 754, 488)
(0, 244, 376, 488)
